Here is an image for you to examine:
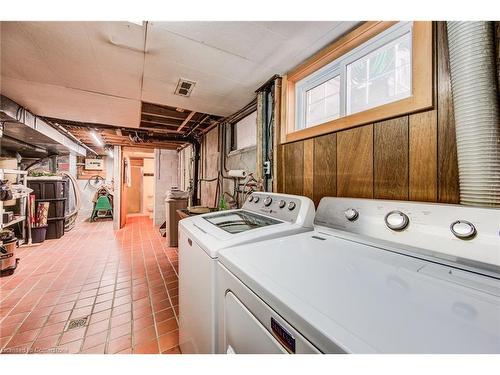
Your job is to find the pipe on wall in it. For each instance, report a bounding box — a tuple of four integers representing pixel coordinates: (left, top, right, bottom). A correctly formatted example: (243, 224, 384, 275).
(191, 140, 201, 206)
(446, 21, 500, 207)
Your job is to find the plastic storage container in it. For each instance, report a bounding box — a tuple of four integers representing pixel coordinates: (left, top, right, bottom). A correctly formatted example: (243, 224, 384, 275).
(31, 225, 48, 243)
(36, 198, 66, 219)
(46, 218, 65, 240)
(28, 178, 68, 239)
(28, 178, 67, 199)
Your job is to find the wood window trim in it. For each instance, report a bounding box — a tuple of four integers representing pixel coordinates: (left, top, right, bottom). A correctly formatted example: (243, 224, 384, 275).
(280, 21, 433, 144)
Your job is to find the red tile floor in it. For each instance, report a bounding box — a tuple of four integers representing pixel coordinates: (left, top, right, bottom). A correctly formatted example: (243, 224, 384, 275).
(0, 215, 180, 354)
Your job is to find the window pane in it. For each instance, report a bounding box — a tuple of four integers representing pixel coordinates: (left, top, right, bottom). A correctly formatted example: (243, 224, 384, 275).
(346, 32, 411, 115)
(235, 111, 256, 150)
(305, 75, 340, 128)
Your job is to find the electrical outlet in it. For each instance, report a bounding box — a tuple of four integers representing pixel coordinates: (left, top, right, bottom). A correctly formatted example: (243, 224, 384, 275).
(263, 161, 271, 175)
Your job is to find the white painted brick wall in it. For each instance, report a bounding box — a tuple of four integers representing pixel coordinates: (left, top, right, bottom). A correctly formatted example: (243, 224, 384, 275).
(153, 149, 179, 225)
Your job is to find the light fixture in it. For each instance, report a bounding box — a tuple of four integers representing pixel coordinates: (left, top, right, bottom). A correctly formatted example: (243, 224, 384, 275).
(91, 131, 103, 147)
(107, 149, 114, 158)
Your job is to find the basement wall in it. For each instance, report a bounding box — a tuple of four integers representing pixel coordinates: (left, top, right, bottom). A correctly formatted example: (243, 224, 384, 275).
(278, 22, 464, 206)
(195, 112, 257, 208)
(185, 22, 499, 209)
(199, 127, 219, 207)
(78, 156, 114, 217)
(153, 149, 178, 225)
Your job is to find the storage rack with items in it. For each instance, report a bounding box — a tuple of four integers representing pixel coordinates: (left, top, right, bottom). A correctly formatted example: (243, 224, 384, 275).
(0, 168, 32, 245)
(27, 177, 68, 239)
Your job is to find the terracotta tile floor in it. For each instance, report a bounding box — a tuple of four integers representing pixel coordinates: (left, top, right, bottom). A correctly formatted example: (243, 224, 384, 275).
(0, 215, 180, 354)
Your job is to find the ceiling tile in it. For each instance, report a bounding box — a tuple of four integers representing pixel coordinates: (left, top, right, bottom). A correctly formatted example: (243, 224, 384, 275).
(1, 21, 362, 126)
(1, 76, 141, 128)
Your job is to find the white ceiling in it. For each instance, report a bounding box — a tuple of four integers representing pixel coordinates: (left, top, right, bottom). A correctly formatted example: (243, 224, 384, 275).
(0, 21, 359, 128)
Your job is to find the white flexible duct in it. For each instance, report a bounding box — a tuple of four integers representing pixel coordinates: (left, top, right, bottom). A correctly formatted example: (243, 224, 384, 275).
(446, 21, 500, 207)
(59, 171, 81, 231)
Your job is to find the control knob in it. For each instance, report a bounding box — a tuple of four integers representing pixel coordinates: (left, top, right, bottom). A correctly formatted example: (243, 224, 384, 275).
(264, 196, 273, 207)
(287, 201, 296, 211)
(384, 210, 409, 231)
(344, 208, 359, 221)
(278, 200, 286, 209)
(253, 196, 260, 203)
(450, 220, 476, 239)
(248, 195, 254, 202)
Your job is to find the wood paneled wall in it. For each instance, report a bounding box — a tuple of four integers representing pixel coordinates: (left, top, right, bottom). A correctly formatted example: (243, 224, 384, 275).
(278, 22, 461, 206)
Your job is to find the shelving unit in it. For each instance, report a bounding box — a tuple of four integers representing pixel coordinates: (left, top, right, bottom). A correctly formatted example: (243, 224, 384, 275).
(0, 168, 32, 245)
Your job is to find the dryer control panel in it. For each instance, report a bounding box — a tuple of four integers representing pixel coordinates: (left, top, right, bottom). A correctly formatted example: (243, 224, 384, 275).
(314, 197, 500, 273)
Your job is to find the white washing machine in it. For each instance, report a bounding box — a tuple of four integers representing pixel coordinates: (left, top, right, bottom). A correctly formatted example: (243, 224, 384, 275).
(178, 192, 315, 354)
(217, 197, 500, 354)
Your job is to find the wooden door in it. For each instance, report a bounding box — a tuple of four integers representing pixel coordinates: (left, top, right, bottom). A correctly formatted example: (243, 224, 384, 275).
(126, 166, 142, 214)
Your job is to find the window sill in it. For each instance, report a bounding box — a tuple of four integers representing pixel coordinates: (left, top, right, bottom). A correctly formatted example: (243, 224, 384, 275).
(285, 93, 432, 143)
(228, 145, 256, 157)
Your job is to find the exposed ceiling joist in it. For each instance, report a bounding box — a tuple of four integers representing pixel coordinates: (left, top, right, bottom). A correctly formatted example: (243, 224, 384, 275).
(177, 111, 196, 132)
(140, 117, 182, 127)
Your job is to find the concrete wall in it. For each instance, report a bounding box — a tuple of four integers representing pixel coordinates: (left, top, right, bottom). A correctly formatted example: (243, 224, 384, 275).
(199, 127, 219, 207)
(112, 146, 121, 230)
(143, 158, 154, 218)
(153, 149, 179, 225)
(224, 146, 256, 207)
(224, 111, 257, 206)
(191, 111, 257, 208)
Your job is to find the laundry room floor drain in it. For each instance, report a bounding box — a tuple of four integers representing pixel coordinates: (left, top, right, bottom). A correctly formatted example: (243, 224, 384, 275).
(65, 316, 89, 331)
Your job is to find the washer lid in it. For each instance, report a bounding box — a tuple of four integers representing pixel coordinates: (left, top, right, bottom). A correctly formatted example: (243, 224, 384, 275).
(179, 210, 311, 259)
(203, 210, 281, 234)
(219, 232, 500, 353)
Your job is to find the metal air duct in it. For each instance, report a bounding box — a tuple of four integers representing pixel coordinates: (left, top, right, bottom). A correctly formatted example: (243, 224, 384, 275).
(446, 21, 500, 207)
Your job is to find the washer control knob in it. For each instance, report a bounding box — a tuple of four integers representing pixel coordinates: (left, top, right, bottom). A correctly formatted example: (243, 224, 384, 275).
(344, 208, 359, 221)
(264, 196, 273, 207)
(450, 220, 476, 239)
(248, 195, 254, 202)
(287, 201, 296, 211)
(278, 200, 286, 209)
(384, 211, 409, 231)
(253, 196, 260, 203)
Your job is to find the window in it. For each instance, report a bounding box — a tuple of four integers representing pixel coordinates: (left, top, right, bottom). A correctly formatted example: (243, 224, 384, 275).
(305, 75, 341, 127)
(231, 111, 257, 151)
(282, 21, 432, 143)
(296, 22, 413, 130)
(346, 31, 412, 115)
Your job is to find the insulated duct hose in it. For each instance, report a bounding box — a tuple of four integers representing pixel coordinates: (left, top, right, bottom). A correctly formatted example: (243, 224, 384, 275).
(446, 21, 500, 207)
(59, 171, 81, 231)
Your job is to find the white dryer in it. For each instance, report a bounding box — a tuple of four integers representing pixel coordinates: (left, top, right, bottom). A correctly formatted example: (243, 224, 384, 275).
(217, 197, 500, 354)
(178, 192, 315, 354)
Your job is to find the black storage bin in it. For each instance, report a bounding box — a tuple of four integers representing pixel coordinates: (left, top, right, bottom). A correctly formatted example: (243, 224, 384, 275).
(28, 178, 68, 200)
(46, 218, 65, 240)
(36, 198, 66, 219)
(28, 178, 69, 239)
(31, 225, 48, 243)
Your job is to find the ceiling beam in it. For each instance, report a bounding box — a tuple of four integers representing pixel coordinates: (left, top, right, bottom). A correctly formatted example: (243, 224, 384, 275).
(139, 122, 183, 131)
(141, 102, 186, 118)
(141, 111, 186, 122)
(140, 118, 182, 128)
(177, 111, 196, 132)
